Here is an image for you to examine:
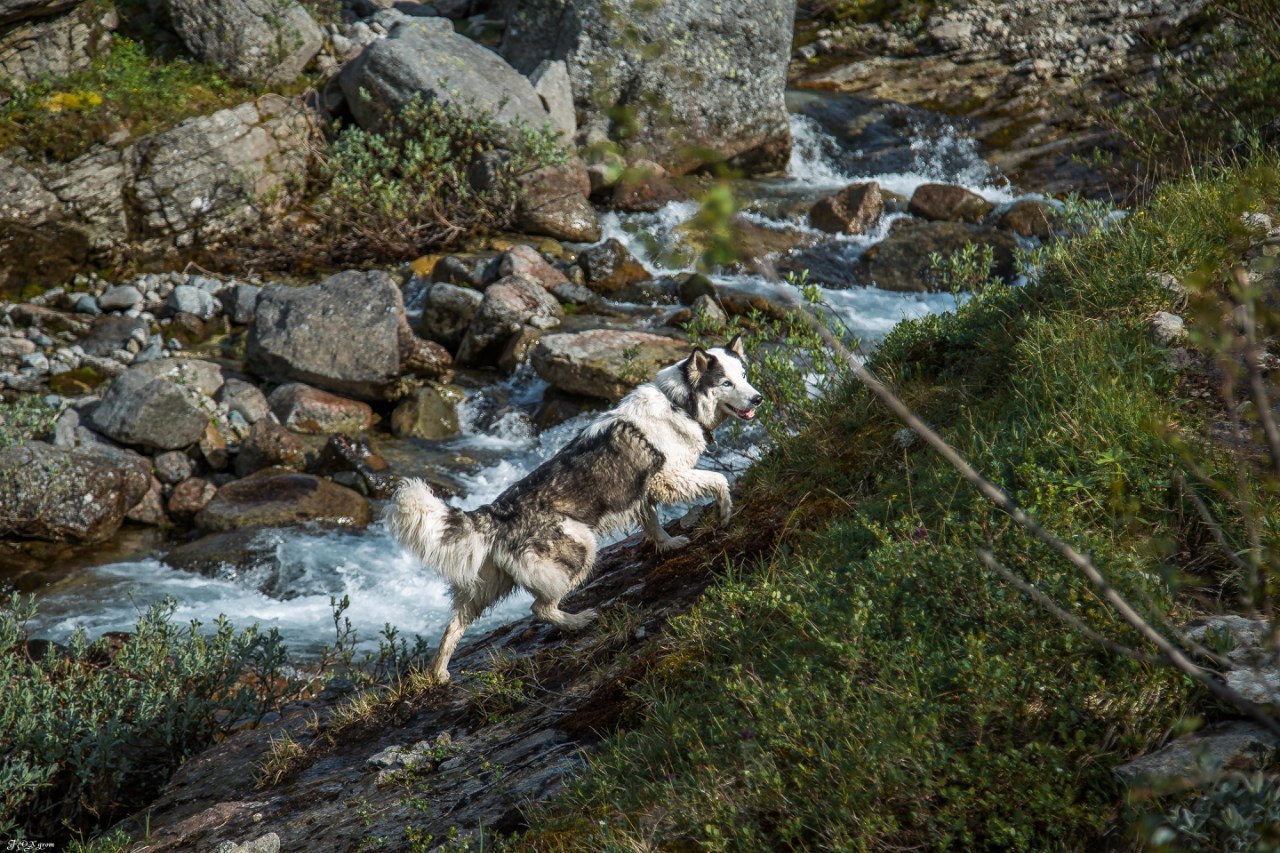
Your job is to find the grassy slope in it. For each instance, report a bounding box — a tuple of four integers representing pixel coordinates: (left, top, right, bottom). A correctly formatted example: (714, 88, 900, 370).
(526, 157, 1280, 850)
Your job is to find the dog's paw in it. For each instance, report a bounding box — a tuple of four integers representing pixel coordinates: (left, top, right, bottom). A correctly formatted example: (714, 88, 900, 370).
(718, 501, 733, 526)
(431, 668, 452, 685)
(656, 534, 691, 553)
(568, 608, 599, 630)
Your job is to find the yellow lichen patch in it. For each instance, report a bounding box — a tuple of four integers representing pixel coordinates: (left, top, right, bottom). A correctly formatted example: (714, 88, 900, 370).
(39, 90, 103, 113)
(409, 253, 444, 277)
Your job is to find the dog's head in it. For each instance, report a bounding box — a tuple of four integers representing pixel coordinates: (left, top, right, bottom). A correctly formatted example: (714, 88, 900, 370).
(684, 335, 764, 425)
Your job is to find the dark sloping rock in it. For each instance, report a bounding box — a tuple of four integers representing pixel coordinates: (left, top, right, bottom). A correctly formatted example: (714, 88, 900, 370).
(160, 0, 322, 84)
(418, 283, 482, 351)
(339, 17, 547, 134)
(864, 220, 1018, 292)
(498, 0, 794, 175)
(579, 238, 649, 295)
(0, 441, 150, 543)
(246, 270, 416, 401)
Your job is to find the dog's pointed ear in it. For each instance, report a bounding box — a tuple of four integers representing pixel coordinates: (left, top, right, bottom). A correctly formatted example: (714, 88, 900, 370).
(726, 334, 745, 359)
(687, 348, 709, 378)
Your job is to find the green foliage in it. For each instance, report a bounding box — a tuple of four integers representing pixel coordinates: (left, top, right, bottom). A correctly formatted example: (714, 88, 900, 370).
(528, 156, 1280, 850)
(0, 593, 296, 840)
(929, 240, 998, 295)
(300, 94, 566, 265)
(464, 657, 531, 724)
(0, 37, 257, 162)
(1100, 0, 1280, 177)
(1137, 772, 1280, 852)
(0, 397, 57, 451)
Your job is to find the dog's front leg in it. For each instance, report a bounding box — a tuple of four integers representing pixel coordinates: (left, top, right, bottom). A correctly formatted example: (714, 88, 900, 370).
(654, 470, 732, 527)
(641, 502, 690, 552)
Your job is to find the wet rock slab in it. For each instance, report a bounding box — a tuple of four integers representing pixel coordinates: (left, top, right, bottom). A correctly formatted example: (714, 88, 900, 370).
(195, 471, 372, 532)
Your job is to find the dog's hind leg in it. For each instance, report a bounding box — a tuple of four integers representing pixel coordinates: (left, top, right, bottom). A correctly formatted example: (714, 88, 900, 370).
(431, 560, 515, 684)
(641, 502, 690, 552)
(512, 520, 600, 631)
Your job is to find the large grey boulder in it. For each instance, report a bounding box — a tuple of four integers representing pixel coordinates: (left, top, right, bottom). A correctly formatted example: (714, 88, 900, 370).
(0, 0, 115, 86)
(339, 17, 549, 134)
(457, 275, 562, 366)
(160, 0, 322, 84)
(499, 0, 794, 175)
(130, 96, 313, 247)
(88, 359, 224, 451)
(531, 329, 689, 401)
(0, 441, 151, 543)
(247, 270, 442, 401)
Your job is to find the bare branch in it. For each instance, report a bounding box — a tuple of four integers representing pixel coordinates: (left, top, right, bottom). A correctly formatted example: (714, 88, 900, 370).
(978, 549, 1164, 665)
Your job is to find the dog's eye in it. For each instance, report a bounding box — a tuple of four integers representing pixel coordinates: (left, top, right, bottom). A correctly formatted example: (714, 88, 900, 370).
(721, 381, 732, 387)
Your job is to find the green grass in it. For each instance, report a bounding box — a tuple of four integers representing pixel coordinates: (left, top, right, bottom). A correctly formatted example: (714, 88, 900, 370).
(524, 155, 1280, 850)
(0, 36, 261, 162)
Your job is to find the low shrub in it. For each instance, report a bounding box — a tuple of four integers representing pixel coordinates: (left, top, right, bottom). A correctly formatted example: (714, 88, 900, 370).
(263, 94, 566, 268)
(0, 594, 296, 840)
(1100, 0, 1280, 179)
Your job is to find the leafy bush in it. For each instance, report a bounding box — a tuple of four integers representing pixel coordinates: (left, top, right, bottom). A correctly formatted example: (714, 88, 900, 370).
(0, 37, 258, 162)
(0, 594, 295, 840)
(1136, 772, 1280, 852)
(289, 94, 566, 266)
(526, 156, 1280, 850)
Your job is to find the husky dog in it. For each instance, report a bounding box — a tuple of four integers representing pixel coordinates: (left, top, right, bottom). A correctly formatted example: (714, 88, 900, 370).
(386, 336, 763, 682)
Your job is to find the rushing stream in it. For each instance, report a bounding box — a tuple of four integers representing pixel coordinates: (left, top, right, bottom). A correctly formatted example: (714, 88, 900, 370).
(26, 94, 1043, 655)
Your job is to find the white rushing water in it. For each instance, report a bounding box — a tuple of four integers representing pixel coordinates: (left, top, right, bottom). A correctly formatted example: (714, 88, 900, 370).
(28, 103, 1018, 654)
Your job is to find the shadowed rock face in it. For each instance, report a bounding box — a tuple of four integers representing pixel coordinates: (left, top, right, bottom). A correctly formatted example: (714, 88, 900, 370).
(498, 0, 795, 175)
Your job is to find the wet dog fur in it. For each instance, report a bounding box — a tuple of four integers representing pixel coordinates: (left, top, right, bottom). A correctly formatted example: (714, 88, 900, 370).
(386, 336, 764, 682)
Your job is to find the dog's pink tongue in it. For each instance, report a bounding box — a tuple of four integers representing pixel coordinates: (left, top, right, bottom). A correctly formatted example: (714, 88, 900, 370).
(743, 408, 756, 419)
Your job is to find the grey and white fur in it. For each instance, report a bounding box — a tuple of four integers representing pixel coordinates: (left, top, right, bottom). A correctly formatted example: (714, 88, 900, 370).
(386, 336, 764, 683)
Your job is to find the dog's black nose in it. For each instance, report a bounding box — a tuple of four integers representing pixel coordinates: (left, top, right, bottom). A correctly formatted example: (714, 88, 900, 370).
(751, 394, 763, 406)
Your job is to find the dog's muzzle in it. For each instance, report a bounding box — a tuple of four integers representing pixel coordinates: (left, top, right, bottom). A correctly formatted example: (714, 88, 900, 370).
(727, 394, 764, 421)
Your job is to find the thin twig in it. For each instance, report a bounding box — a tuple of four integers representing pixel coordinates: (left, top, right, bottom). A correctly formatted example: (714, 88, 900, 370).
(978, 549, 1165, 665)
(774, 291, 1280, 737)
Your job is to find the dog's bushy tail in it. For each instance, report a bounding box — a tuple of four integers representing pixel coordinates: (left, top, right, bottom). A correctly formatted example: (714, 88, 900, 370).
(386, 478, 489, 593)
